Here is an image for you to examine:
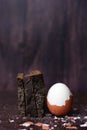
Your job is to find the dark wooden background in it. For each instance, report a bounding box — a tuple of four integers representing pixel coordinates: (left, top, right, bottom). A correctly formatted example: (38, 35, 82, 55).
(0, 0, 87, 94)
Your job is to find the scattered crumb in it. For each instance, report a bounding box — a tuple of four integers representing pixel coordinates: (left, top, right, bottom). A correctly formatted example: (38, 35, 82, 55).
(42, 123, 50, 130)
(66, 126, 78, 129)
(30, 128, 33, 130)
(35, 122, 42, 127)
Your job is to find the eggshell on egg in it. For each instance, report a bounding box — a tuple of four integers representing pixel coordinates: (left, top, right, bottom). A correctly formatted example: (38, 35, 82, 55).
(47, 83, 73, 116)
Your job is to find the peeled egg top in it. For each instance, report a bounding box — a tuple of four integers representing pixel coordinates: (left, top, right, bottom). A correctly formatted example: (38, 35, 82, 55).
(47, 83, 72, 106)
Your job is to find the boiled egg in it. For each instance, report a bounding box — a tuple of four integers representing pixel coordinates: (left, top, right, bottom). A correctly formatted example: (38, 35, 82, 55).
(47, 83, 73, 116)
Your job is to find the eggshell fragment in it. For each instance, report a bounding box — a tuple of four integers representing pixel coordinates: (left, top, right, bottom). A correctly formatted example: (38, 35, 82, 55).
(19, 121, 34, 127)
(47, 83, 73, 116)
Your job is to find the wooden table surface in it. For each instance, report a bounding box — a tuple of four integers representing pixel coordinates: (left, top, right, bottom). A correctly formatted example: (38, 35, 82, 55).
(0, 92, 87, 130)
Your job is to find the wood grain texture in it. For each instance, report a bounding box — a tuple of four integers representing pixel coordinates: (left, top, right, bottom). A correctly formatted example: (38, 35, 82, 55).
(0, 0, 87, 93)
(17, 70, 47, 117)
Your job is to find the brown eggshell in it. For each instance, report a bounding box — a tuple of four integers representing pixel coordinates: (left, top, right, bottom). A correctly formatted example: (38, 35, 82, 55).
(47, 95, 73, 116)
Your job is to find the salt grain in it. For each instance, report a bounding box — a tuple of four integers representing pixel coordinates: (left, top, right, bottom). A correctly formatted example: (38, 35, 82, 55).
(80, 122, 87, 127)
(16, 116, 19, 120)
(73, 116, 80, 120)
(84, 116, 87, 119)
(54, 116, 58, 120)
(22, 123, 30, 127)
(19, 121, 33, 127)
(9, 119, 15, 123)
(54, 124, 57, 127)
(50, 127, 54, 130)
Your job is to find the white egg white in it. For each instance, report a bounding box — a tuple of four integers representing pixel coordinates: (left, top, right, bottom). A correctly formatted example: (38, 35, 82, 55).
(47, 83, 72, 106)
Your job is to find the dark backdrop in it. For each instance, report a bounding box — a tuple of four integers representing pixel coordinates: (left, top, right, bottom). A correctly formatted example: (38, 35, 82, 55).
(0, 0, 87, 94)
